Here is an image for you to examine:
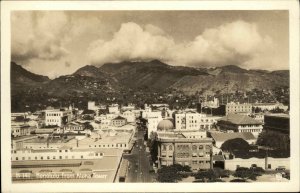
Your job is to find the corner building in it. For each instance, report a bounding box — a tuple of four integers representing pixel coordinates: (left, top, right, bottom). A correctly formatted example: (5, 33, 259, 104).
(156, 119, 213, 171)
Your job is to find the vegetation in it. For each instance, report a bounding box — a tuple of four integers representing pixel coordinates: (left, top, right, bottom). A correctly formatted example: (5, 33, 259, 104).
(221, 138, 250, 152)
(256, 131, 290, 151)
(157, 164, 191, 182)
(233, 167, 263, 181)
(148, 132, 158, 163)
(193, 168, 229, 182)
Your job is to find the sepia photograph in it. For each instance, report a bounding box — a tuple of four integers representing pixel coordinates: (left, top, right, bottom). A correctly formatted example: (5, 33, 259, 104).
(1, 0, 299, 192)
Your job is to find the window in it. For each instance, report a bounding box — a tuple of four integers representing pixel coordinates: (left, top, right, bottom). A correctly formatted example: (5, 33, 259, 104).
(96, 153, 98, 156)
(81, 155, 83, 159)
(35, 156, 37, 160)
(59, 156, 62, 159)
(53, 156, 56, 159)
(169, 145, 172, 151)
(47, 156, 50, 160)
(41, 156, 43, 160)
(162, 145, 166, 151)
(199, 145, 203, 149)
(65, 150, 68, 152)
(28, 157, 31, 160)
(16, 157, 18, 160)
(268, 164, 271, 169)
(192, 145, 197, 150)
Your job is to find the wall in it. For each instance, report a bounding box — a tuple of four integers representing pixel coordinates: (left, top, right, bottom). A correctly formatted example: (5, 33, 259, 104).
(224, 157, 290, 171)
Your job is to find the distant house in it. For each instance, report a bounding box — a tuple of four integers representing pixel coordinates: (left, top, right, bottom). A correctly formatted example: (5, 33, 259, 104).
(210, 132, 256, 148)
(63, 122, 84, 133)
(81, 109, 95, 120)
(225, 102, 252, 115)
(111, 116, 127, 127)
(217, 114, 263, 137)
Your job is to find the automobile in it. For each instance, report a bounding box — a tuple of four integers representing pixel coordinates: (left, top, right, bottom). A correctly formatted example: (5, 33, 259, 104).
(275, 167, 286, 171)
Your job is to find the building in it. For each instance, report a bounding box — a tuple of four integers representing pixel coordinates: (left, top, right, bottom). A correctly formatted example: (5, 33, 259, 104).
(157, 135, 213, 171)
(225, 102, 252, 115)
(11, 148, 123, 183)
(264, 114, 289, 135)
(44, 109, 72, 127)
(252, 102, 288, 111)
(224, 157, 290, 171)
(147, 117, 163, 136)
(111, 116, 127, 127)
(201, 97, 220, 109)
(63, 122, 85, 133)
(11, 122, 36, 137)
(175, 112, 220, 131)
(156, 122, 213, 171)
(217, 114, 263, 137)
(122, 110, 135, 123)
(108, 104, 119, 114)
(210, 132, 256, 148)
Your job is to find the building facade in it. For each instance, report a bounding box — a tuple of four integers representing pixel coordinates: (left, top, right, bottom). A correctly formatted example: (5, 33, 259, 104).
(217, 114, 263, 137)
(225, 102, 252, 115)
(175, 113, 220, 131)
(157, 137, 213, 171)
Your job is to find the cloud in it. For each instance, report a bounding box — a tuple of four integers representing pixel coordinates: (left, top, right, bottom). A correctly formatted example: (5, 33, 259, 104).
(88, 22, 175, 65)
(88, 20, 276, 70)
(11, 11, 72, 62)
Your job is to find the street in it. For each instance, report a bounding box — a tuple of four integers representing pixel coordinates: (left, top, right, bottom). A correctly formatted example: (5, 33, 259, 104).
(122, 127, 156, 182)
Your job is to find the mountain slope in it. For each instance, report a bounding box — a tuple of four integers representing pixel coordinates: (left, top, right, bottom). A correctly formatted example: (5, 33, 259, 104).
(11, 62, 49, 85)
(99, 60, 208, 90)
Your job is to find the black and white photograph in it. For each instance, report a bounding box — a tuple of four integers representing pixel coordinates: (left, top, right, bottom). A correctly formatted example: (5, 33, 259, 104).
(1, 0, 299, 192)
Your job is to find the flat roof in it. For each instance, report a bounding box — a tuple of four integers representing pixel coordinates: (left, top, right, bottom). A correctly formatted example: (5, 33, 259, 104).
(265, 113, 290, 118)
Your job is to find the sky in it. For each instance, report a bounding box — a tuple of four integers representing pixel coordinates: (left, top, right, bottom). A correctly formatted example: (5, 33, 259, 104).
(11, 10, 289, 79)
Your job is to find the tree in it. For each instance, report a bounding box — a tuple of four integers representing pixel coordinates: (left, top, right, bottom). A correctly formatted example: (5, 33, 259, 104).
(256, 131, 290, 151)
(148, 132, 158, 163)
(157, 164, 191, 182)
(233, 167, 260, 181)
(221, 138, 250, 152)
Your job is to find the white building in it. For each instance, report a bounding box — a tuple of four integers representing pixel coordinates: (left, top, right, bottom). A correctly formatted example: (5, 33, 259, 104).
(217, 114, 263, 137)
(11, 147, 105, 161)
(11, 122, 36, 137)
(226, 102, 252, 115)
(122, 110, 135, 123)
(147, 117, 163, 136)
(142, 111, 162, 119)
(108, 104, 119, 114)
(252, 102, 288, 111)
(175, 113, 221, 131)
(44, 109, 72, 127)
(201, 97, 220, 109)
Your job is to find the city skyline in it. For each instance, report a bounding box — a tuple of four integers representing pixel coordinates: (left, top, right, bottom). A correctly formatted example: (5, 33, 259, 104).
(11, 10, 289, 79)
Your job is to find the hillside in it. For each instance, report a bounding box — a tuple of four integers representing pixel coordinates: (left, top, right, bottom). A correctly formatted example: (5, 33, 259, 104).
(99, 60, 208, 90)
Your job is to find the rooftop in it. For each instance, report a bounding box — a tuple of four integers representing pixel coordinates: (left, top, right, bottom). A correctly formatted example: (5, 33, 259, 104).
(265, 113, 290, 118)
(210, 132, 256, 142)
(218, 114, 261, 125)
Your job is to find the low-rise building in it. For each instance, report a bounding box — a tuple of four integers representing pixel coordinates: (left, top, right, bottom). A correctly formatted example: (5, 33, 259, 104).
(157, 134, 213, 171)
(45, 109, 72, 127)
(111, 116, 127, 127)
(11, 122, 36, 137)
(217, 114, 263, 137)
(175, 112, 220, 131)
(210, 132, 256, 148)
(122, 110, 135, 123)
(225, 102, 252, 115)
(252, 102, 288, 111)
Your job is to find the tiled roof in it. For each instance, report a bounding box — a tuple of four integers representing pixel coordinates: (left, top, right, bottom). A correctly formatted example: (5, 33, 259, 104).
(218, 114, 261, 125)
(112, 116, 126, 120)
(210, 132, 256, 142)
